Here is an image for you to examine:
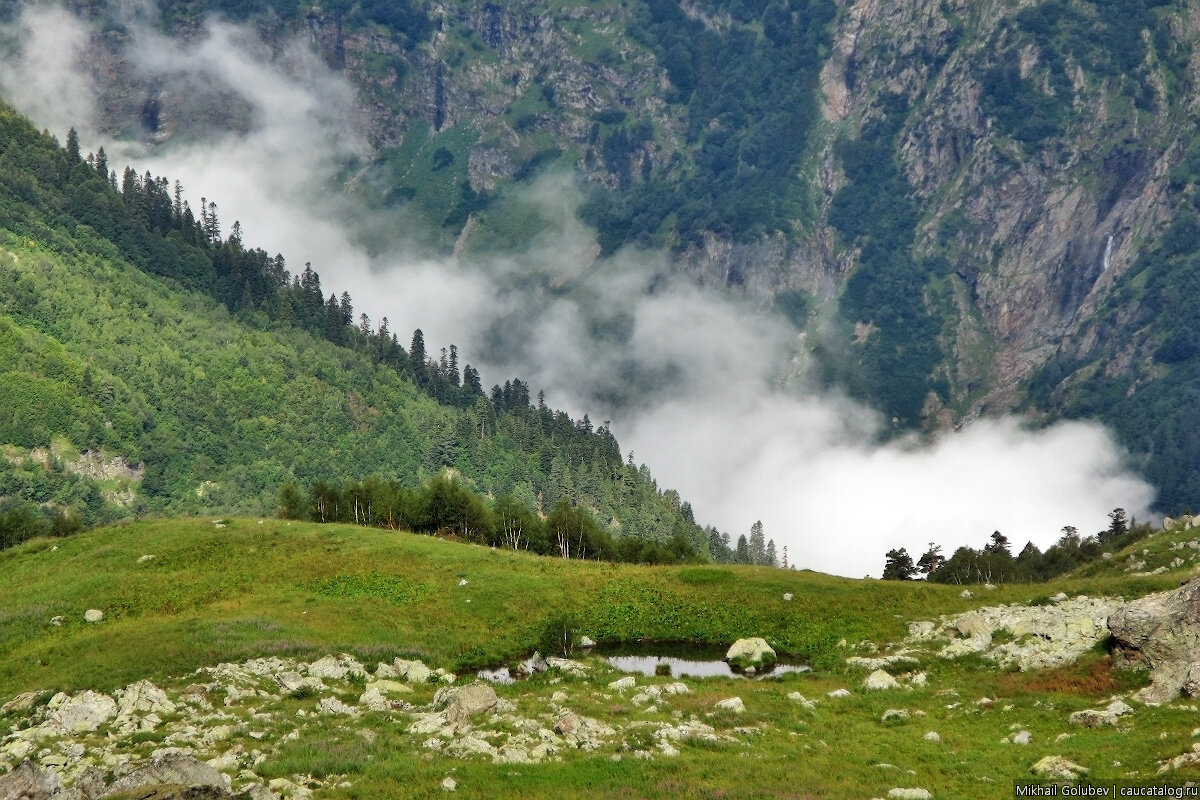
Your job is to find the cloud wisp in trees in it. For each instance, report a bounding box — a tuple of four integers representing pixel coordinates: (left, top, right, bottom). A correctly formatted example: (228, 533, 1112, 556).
(0, 4, 1156, 576)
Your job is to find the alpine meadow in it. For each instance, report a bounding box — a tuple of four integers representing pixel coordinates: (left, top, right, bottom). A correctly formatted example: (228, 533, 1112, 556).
(3, 1, 1200, 799)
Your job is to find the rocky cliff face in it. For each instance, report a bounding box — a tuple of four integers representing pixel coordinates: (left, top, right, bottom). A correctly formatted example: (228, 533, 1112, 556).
(48, 0, 1200, 473)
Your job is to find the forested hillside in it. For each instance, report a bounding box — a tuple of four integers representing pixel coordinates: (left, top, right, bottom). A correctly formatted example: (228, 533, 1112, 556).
(0, 101, 725, 558)
(19, 0, 1200, 515)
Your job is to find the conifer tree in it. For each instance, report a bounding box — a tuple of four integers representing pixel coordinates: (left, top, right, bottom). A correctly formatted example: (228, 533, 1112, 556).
(749, 520, 766, 565)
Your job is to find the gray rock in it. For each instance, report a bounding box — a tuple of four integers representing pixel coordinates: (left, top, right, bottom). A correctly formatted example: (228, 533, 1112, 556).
(441, 777, 457, 792)
(316, 697, 360, 716)
(0, 760, 61, 800)
(433, 682, 498, 728)
(863, 670, 900, 691)
(1031, 755, 1088, 780)
(84, 609, 104, 623)
(1, 691, 44, 715)
(725, 637, 776, 670)
(117, 680, 176, 718)
(1109, 578, 1200, 703)
(579, 636, 596, 648)
(607, 676, 636, 692)
(923, 731, 940, 742)
(886, 789, 932, 799)
(45, 690, 118, 734)
(394, 659, 434, 685)
(714, 697, 745, 713)
(1012, 730, 1032, 745)
(104, 753, 231, 796)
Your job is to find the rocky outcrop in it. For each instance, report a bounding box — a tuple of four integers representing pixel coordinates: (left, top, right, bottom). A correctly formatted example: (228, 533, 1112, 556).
(916, 595, 1121, 670)
(0, 760, 61, 800)
(1109, 578, 1200, 704)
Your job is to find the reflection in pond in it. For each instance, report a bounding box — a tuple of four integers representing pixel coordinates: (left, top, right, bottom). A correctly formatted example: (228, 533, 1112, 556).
(475, 643, 811, 683)
(599, 642, 811, 679)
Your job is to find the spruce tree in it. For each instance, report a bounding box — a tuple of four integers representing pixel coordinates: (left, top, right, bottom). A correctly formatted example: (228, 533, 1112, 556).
(749, 520, 766, 565)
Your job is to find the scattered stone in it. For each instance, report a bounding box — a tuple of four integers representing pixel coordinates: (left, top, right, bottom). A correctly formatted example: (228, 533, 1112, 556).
(827, 689, 851, 699)
(1069, 708, 1121, 727)
(138, 554, 157, 563)
(783, 593, 794, 601)
(715, 697, 745, 713)
(316, 697, 360, 716)
(725, 637, 776, 670)
(307, 654, 365, 681)
(608, 676, 637, 692)
(847, 652, 920, 671)
(458, 579, 468, 586)
(441, 776, 457, 792)
(395, 659, 434, 685)
(923, 731, 941, 742)
(960, 590, 973, 599)
(907, 621, 937, 640)
(579, 636, 596, 648)
(881, 709, 910, 722)
(887, 789, 932, 799)
(49, 616, 63, 627)
(787, 692, 817, 709)
(1012, 730, 1033, 745)
(84, 609, 104, 623)
(1031, 755, 1088, 780)
(1050, 592, 1068, 603)
(863, 670, 900, 691)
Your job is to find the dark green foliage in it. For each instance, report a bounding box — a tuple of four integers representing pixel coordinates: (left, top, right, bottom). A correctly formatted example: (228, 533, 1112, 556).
(882, 548, 917, 581)
(985, 0, 1178, 148)
(285, 474, 701, 566)
(581, 0, 836, 251)
(823, 99, 944, 425)
(0, 100, 715, 554)
(924, 514, 1154, 584)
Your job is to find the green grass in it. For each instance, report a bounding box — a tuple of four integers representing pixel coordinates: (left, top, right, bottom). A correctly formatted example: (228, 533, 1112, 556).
(3, 518, 1200, 799)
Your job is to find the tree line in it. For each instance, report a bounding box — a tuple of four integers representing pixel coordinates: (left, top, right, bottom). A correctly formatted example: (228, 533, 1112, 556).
(881, 508, 1153, 583)
(279, 473, 702, 565)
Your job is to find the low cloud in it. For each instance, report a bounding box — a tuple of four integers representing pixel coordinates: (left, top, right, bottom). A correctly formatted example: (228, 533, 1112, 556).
(0, 5, 1157, 576)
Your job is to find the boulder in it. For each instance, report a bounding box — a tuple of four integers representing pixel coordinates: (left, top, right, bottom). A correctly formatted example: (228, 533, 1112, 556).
(394, 659, 433, 685)
(45, 690, 118, 733)
(0, 760, 61, 800)
(1108, 577, 1200, 703)
(433, 682, 498, 728)
(84, 609, 104, 623)
(714, 697, 745, 713)
(725, 637, 776, 670)
(117, 680, 177, 718)
(863, 670, 900, 691)
(103, 753, 231, 796)
(886, 790, 932, 800)
(1030, 755, 1087, 780)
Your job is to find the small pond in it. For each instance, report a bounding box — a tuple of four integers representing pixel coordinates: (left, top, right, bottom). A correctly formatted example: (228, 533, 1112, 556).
(598, 642, 811, 679)
(476, 642, 810, 683)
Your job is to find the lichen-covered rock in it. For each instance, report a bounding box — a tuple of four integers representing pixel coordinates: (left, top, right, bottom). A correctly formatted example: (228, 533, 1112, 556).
(104, 752, 232, 795)
(1109, 578, 1200, 703)
(725, 637, 776, 670)
(863, 670, 900, 691)
(714, 697, 745, 713)
(44, 690, 118, 733)
(0, 760, 61, 800)
(1031, 755, 1088, 780)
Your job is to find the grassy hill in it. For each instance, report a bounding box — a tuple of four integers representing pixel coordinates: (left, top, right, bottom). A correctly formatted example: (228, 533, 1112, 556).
(3, 520, 1200, 798)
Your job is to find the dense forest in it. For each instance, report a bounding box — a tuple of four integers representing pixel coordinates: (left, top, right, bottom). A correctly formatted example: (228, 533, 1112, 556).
(0, 100, 732, 557)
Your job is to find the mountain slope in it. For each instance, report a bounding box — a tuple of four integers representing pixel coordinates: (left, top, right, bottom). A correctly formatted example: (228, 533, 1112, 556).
(26, 0, 1200, 512)
(0, 102, 708, 552)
